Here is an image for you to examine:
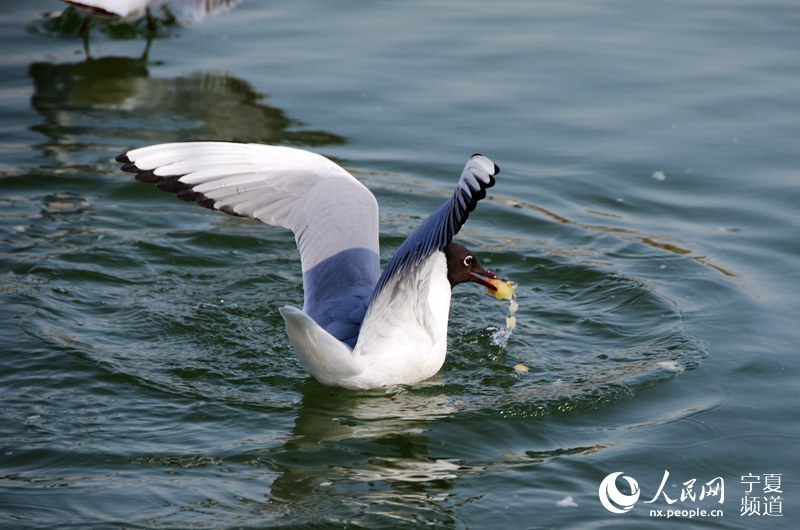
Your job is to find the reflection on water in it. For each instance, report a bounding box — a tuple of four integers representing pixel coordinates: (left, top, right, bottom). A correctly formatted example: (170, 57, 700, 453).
(267, 388, 453, 521)
(28, 55, 345, 166)
(263, 386, 608, 526)
(285, 384, 456, 444)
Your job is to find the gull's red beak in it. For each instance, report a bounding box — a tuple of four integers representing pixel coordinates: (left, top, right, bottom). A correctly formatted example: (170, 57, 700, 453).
(468, 268, 501, 291)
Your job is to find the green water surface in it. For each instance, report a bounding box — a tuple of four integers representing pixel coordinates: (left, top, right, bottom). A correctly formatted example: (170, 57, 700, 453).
(2, 1, 799, 528)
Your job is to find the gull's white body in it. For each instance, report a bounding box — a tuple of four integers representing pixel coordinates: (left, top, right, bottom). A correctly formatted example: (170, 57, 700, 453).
(119, 142, 497, 389)
(282, 253, 451, 389)
(62, 0, 168, 18)
(62, 0, 236, 21)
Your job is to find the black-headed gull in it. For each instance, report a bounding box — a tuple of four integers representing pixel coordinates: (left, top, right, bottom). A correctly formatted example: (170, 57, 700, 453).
(117, 142, 507, 389)
(62, 0, 237, 21)
(60, 0, 237, 57)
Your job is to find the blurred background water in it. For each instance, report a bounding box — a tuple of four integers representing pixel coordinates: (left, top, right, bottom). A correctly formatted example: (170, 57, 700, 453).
(1, 0, 799, 528)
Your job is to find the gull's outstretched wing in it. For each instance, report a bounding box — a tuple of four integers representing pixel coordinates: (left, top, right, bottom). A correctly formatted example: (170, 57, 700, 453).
(117, 142, 380, 345)
(351, 154, 498, 363)
(371, 154, 499, 301)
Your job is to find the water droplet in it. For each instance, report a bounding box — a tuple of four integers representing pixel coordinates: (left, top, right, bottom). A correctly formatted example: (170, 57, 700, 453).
(652, 171, 667, 181)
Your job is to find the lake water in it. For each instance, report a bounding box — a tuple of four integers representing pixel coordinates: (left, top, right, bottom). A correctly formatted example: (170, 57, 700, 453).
(2, 0, 799, 528)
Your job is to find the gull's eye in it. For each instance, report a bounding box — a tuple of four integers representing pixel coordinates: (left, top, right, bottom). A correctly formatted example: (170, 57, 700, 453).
(463, 255, 474, 267)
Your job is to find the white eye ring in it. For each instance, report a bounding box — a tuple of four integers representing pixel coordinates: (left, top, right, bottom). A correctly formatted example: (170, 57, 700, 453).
(463, 255, 474, 267)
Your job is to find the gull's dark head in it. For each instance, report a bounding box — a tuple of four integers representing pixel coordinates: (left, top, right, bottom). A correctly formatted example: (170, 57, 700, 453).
(443, 242, 501, 293)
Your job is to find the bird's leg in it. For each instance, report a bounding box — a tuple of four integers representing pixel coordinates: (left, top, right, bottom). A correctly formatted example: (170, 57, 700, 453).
(79, 15, 92, 59)
(140, 33, 153, 61)
(145, 7, 157, 33)
(140, 7, 158, 60)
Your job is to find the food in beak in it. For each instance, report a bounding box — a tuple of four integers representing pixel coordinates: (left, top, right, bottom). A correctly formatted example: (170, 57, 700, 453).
(485, 277, 516, 300)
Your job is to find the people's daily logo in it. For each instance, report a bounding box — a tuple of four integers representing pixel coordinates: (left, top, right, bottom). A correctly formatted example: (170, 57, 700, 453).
(598, 472, 640, 513)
